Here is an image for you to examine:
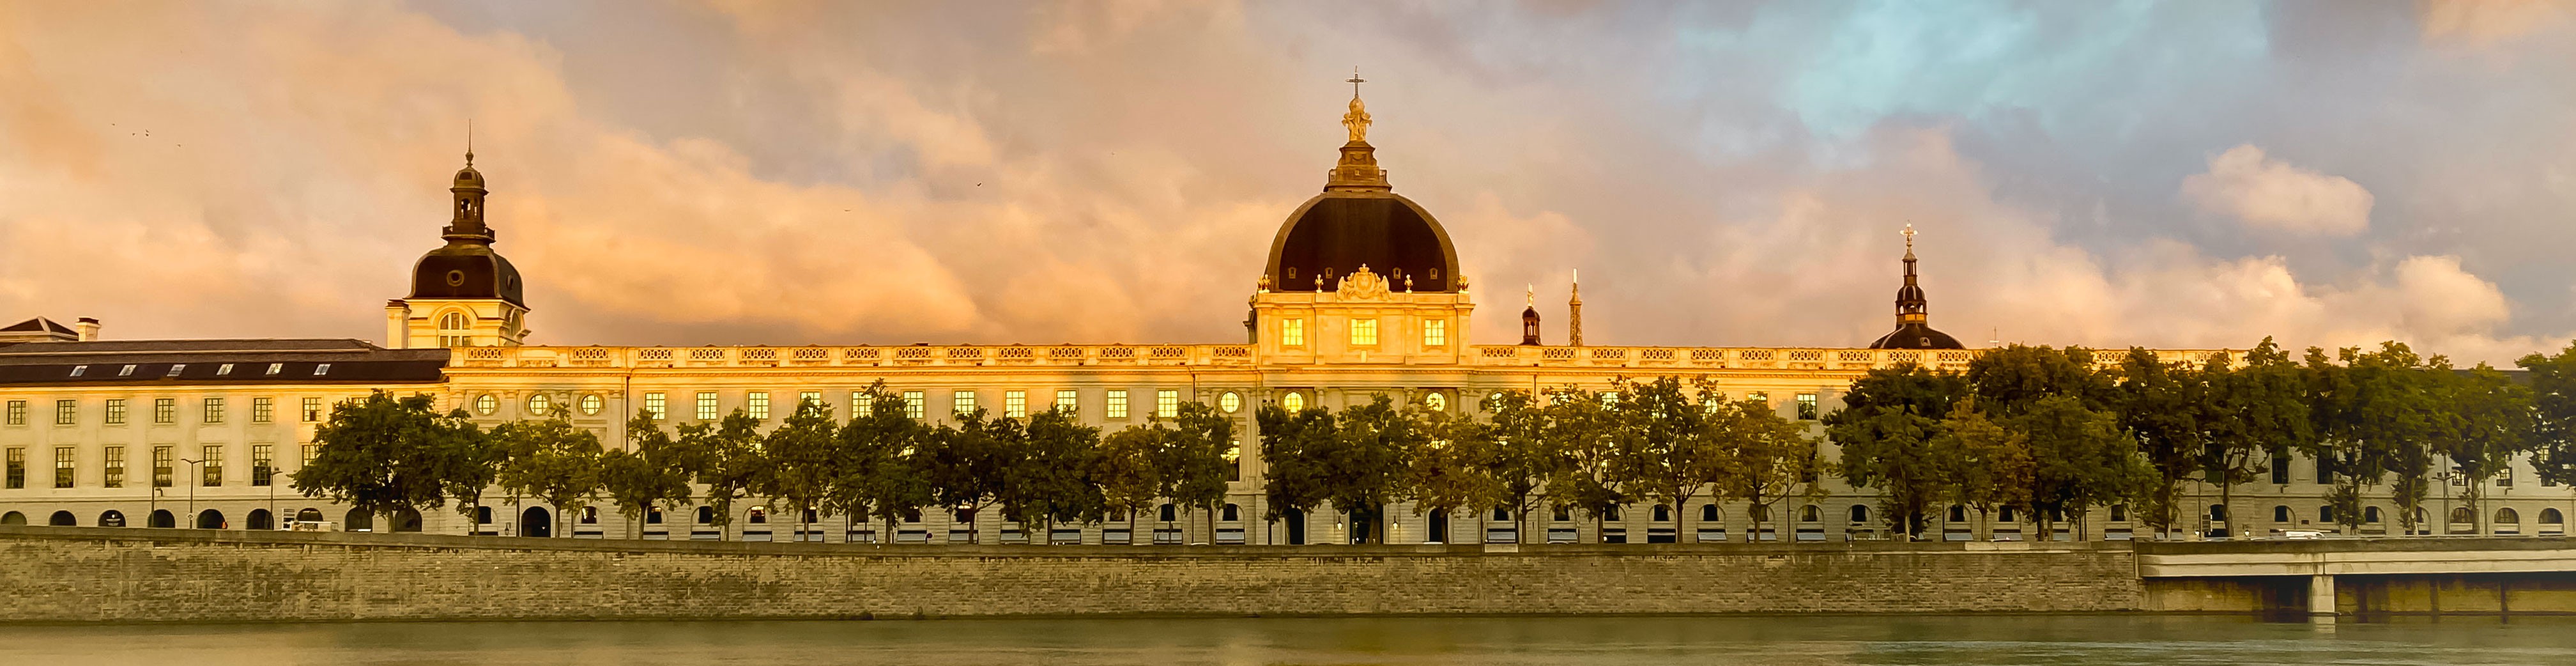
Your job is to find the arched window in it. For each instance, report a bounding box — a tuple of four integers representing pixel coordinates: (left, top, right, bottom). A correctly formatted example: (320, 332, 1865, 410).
(1552, 507, 1571, 522)
(645, 508, 663, 525)
(1701, 504, 1719, 523)
(394, 507, 422, 532)
(1492, 507, 1510, 522)
(195, 509, 225, 529)
(2495, 507, 2521, 525)
(1948, 505, 1968, 523)
(1158, 503, 1177, 522)
(1799, 505, 1820, 523)
(0, 511, 22, 525)
(696, 506, 716, 524)
(2273, 506, 2291, 523)
(747, 506, 768, 524)
(2542, 508, 2566, 525)
(47, 510, 76, 526)
(1848, 505, 1870, 524)
(2109, 504, 2128, 522)
(1749, 505, 1769, 523)
(1652, 505, 1671, 522)
(2207, 504, 2228, 522)
(2450, 507, 2474, 524)
(475, 506, 493, 525)
(436, 311, 473, 348)
(99, 510, 126, 527)
(2365, 506, 2383, 523)
(581, 506, 600, 525)
(246, 509, 273, 530)
(1601, 505, 1622, 522)
(296, 507, 323, 523)
(150, 509, 177, 529)
(802, 507, 818, 523)
(1222, 504, 1241, 522)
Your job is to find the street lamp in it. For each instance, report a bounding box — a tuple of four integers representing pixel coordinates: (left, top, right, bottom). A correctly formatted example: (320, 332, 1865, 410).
(179, 458, 201, 529)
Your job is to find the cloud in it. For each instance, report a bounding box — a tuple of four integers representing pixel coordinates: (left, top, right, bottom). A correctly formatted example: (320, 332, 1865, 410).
(2180, 144, 2375, 235)
(2418, 0, 2573, 49)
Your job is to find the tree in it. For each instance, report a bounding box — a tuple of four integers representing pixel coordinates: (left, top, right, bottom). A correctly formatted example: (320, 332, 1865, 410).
(2517, 341, 2576, 488)
(2009, 394, 2154, 539)
(1475, 391, 1561, 543)
(1319, 395, 1422, 543)
(1157, 401, 1238, 543)
(1719, 396, 1825, 541)
(2308, 343, 2448, 534)
(1931, 398, 2030, 541)
(1540, 386, 1627, 541)
(292, 391, 462, 530)
(829, 385, 931, 540)
(427, 414, 502, 536)
(1096, 422, 1165, 537)
(1828, 364, 1969, 539)
(1407, 407, 1499, 544)
(920, 409, 1015, 543)
(2112, 346, 2212, 536)
(1258, 403, 1336, 534)
(597, 410, 694, 538)
(2201, 339, 2313, 537)
(1613, 377, 1729, 542)
(2439, 364, 2538, 534)
(999, 410, 1107, 539)
(680, 409, 765, 539)
(492, 411, 606, 538)
(1968, 345, 2114, 415)
(753, 398, 839, 541)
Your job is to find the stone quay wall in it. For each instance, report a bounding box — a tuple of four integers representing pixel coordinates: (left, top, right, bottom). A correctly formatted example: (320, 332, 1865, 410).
(0, 526, 2142, 623)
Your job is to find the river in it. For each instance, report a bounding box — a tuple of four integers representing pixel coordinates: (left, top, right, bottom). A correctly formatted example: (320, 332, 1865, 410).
(0, 615, 2566, 665)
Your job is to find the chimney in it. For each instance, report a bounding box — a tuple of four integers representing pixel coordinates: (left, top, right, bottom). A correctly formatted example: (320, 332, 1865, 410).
(73, 318, 99, 342)
(385, 300, 411, 349)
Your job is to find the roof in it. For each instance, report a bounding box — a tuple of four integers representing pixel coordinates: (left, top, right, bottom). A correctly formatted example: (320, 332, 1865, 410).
(0, 317, 75, 334)
(0, 339, 447, 386)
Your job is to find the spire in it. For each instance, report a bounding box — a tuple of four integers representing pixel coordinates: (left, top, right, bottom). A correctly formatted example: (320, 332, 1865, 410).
(1568, 269, 1584, 346)
(444, 132, 493, 243)
(1895, 224, 1926, 325)
(1325, 67, 1390, 192)
(1521, 283, 1542, 346)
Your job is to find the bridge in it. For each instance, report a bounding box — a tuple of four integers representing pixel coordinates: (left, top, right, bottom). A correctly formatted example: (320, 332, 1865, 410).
(2135, 537, 2576, 617)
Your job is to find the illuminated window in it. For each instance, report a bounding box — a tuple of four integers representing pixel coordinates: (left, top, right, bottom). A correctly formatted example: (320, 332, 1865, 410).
(643, 392, 666, 420)
(300, 397, 323, 422)
(3, 448, 19, 488)
(1004, 390, 1027, 418)
(251, 444, 273, 487)
(153, 398, 175, 424)
(151, 446, 173, 488)
(1054, 389, 1078, 416)
(202, 397, 225, 424)
(952, 390, 976, 417)
(201, 445, 223, 486)
(797, 391, 822, 417)
(852, 391, 874, 415)
(1218, 391, 1241, 414)
(1423, 392, 1447, 412)
(4, 401, 20, 425)
(103, 446, 124, 488)
(1796, 393, 1818, 420)
(901, 391, 924, 419)
(54, 447, 73, 488)
(1423, 319, 1446, 346)
(250, 397, 273, 423)
(438, 311, 471, 348)
(474, 394, 499, 415)
(529, 393, 553, 416)
(695, 391, 719, 421)
(1106, 390, 1129, 419)
(1281, 391, 1305, 412)
(54, 399, 75, 426)
(1351, 318, 1378, 345)
(581, 394, 606, 415)
(746, 392, 770, 420)
(1156, 389, 1179, 419)
(105, 399, 126, 424)
(1282, 319, 1305, 346)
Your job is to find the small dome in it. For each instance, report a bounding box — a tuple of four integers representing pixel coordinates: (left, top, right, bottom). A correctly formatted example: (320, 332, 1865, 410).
(1869, 323, 1962, 350)
(411, 244, 525, 307)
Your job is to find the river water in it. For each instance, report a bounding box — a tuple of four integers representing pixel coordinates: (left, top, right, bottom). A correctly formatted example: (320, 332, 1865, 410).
(1, 615, 2566, 665)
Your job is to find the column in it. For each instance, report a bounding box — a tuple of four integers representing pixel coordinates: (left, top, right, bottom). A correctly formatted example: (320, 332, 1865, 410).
(2309, 573, 2337, 619)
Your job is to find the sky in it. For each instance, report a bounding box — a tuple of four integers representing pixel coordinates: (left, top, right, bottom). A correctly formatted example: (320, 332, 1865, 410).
(2, 1, 2572, 364)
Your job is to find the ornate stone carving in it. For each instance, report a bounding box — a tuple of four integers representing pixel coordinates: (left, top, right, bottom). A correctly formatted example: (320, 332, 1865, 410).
(1336, 264, 1392, 300)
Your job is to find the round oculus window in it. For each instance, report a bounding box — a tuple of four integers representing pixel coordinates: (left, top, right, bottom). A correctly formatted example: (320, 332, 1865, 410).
(1218, 391, 1242, 414)
(1422, 392, 1447, 412)
(473, 394, 498, 415)
(526, 393, 551, 415)
(445, 270, 466, 286)
(578, 394, 604, 415)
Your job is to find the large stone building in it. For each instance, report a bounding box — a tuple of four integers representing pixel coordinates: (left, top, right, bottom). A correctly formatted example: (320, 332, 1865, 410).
(1, 92, 2568, 544)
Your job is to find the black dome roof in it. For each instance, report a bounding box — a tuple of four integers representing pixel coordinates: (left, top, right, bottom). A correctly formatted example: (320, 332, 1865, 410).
(1264, 191, 1459, 293)
(411, 244, 524, 306)
(1869, 323, 1962, 350)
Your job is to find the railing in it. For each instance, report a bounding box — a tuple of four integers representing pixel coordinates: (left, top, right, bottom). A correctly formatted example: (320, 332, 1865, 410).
(1463, 346, 2238, 372)
(450, 344, 1264, 369)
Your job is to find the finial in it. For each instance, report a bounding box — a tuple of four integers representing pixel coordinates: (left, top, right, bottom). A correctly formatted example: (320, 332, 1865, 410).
(1526, 284, 1535, 307)
(1342, 68, 1373, 143)
(1349, 66, 1364, 98)
(465, 118, 475, 166)
(1903, 223, 1915, 252)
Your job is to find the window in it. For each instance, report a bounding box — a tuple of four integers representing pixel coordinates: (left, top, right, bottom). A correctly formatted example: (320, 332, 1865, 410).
(901, 391, 924, 419)
(201, 445, 223, 486)
(797, 391, 822, 417)
(1746, 391, 1768, 407)
(1282, 319, 1305, 346)
(1600, 392, 1619, 407)
(1224, 440, 1242, 481)
(852, 391, 874, 415)
(528, 393, 553, 416)
(250, 444, 273, 487)
(54, 399, 75, 426)
(1054, 389, 1078, 416)
(581, 394, 606, 415)
(2110, 504, 2128, 522)
(474, 394, 498, 415)
(2324, 506, 2340, 523)
(952, 390, 976, 417)
(250, 397, 273, 423)
(746, 392, 769, 420)
(2271, 449, 2291, 484)
(3, 447, 19, 488)
(103, 446, 123, 488)
(1218, 391, 1242, 414)
(1106, 389, 1129, 419)
(2273, 506, 2291, 523)
(438, 311, 471, 348)
(1422, 392, 1446, 412)
(69, 364, 86, 377)
(695, 391, 719, 421)
(202, 397, 225, 424)
(1281, 391, 1305, 412)
(1004, 391, 1027, 418)
(301, 444, 318, 466)
(1423, 319, 1446, 346)
(217, 363, 234, 376)
(105, 399, 126, 425)
(301, 397, 323, 422)
(1351, 318, 1379, 345)
(2499, 467, 2515, 488)
(266, 363, 282, 375)
(4, 400, 20, 426)
(153, 398, 175, 424)
(119, 364, 135, 376)
(643, 392, 666, 420)
(312, 364, 330, 376)
(166, 364, 185, 377)
(53, 447, 72, 488)
(1795, 393, 1818, 420)
(1155, 389, 1179, 419)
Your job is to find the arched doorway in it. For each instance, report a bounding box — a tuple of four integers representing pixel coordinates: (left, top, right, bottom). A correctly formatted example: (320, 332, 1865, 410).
(344, 507, 374, 532)
(196, 509, 225, 529)
(1427, 510, 1449, 544)
(1284, 507, 1306, 545)
(296, 507, 324, 523)
(0, 511, 23, 525)
(48, 511, 76, 526)
(393, 507, 424, 532)
(98, 510, 126, 527)
(247, 509, 274, 530)
(148, 509, 175, 528)
(521, 506, 552, 538)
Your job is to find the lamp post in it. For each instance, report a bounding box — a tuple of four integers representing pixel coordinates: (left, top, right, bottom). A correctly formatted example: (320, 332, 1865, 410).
(179, 458, 201, 529)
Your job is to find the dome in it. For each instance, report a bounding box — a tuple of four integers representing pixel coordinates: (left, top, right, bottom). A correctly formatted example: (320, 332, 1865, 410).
(1264, 191, 1459, 293)
(1866, 225, 1961, 350)
(411, 244, 524, 306)
(1868, 323, 1962, 350)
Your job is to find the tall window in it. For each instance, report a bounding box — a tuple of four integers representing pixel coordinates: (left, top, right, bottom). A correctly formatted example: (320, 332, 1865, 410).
(1106, 389, 1130, 419)
(901, 391, 924, 419)
(1004, 391, 1027, 418)
(798, 391, 823, 417)
(1155, 389, 1180, 419)
(203, 397, 226, 424)
(105, 399, 127, 425)
(155, 398, 176, 424)
(250, 397, 273, 423)
(300, 397, 323, 422)
(952, 390, 976, 417)
(52, 447, 72, 488)
(151, 445, 172, 488)
(2270, 449, 2291, 484)
(4, 400, 21, 426)
(1224, 440, 1242, 481)
(3, 447, 19, 488)
(1351, 318, 1379, 345)
(301, 444, 318, 466)
(746, 391, 770, 420)
(643, 392, 666, 420)
(852, 391, 874, 415)
(103, 446, 124, 489)
(438, 311, 472, 348)
(1282, 319, 1306, 346)
(201, 445, 224, 486)
(250, 444, 273, 487)
(694, 391, 719, 421)
(1795, 393, 1819, 420)
(54, 399, 75, 426)
(1054, 389, 1078, 417)
(1423, 319, 1447, 346)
